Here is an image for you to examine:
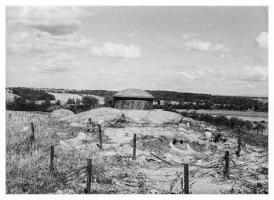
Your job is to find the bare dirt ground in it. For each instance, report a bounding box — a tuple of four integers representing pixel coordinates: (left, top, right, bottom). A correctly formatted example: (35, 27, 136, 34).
(6, 109, 268, 194)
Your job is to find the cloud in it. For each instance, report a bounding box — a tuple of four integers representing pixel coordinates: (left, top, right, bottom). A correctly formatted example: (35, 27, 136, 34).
(181, 33, 229, 52)
(32, 53, 80, 73)
(7, 7, 91, 35)
(256, 32, 268, 50)
(181, 33, 198, 40)
(91, 42, 141, 59)
(7, 30, 90, 55)
(177, 68, 214, 80)
(178, 71, 196, 80)
(237, 66, 268, 82)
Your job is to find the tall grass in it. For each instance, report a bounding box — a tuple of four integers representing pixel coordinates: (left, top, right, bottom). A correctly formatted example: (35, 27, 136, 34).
(6, 111, 67, 194)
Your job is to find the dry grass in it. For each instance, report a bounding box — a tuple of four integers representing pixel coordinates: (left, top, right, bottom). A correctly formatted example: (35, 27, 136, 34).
(6, 110, 268, 194)
(177, 109, 268, 121)
(6, 111, 68, 194)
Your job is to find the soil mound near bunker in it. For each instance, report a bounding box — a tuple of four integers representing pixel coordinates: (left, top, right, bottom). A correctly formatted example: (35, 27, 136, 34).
(59, 107, 182, 127)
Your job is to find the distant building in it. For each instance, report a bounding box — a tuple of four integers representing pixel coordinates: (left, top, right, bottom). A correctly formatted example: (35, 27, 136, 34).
(113, 88, 154, 110)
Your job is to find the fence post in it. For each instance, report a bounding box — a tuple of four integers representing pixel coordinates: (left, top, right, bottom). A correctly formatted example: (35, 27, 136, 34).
(224, 151, 229, 178)
(86, 159, 92, 194)
(30, 122, 35, 141)
(98, 124, 102, 149)
(50, 146, 54, 172)
(133, 134, 137, 160)
(184, 164, 189, 194)
(236, 134, 241, 157)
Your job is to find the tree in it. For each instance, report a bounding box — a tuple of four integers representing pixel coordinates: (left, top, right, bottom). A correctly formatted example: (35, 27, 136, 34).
(81, 96, 99, 110)
(67, 98, 76, 104)
(55, 100, 61, 106)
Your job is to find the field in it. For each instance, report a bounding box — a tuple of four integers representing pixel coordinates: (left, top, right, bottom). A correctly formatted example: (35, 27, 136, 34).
(49, 92, 105, 105)
(6, 109, 268, 194)
(177, 109, 268, 122)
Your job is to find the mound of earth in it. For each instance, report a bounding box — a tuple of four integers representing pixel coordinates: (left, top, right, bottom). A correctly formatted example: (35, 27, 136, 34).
(60, 107, 122, 125)
(51, 109, 75, 118)
(59, 107, 182, 127)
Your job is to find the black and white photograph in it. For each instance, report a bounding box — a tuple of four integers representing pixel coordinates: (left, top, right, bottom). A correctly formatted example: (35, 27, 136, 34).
(2, 2, 271, 196)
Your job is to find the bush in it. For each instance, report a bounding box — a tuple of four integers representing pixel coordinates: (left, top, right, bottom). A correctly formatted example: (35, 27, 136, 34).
(12, 87, 55, 101)
(6, 97, 52, 112)
(179, 111, 260, 132)
(81, 96, 99, 110)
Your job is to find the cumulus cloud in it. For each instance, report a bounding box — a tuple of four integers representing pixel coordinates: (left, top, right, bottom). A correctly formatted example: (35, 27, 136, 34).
(91, 42, 141, 59)
(7, 30, 90, 55)
(256, 32, 268, 50)
(233, 66, 267, 83)
(32, 53, 80, 73)
(241, 66, 268, 82)
(7, 7, 91, 35)
(181, 33, 229, 52)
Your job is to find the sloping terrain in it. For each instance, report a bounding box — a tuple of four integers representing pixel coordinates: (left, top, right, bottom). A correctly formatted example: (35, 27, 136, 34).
(6, 109, 268, 194)
(59, 107, 182, 127)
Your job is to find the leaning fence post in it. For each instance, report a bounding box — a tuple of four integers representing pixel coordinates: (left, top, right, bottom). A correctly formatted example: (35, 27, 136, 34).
(98, 124, 102, 149)
(224, 151, 229, 178)
(86, 159, 92, 194)
(133, 134, 137, 160)
(183, 164, 189, 194)
(50, 146, 54, 172)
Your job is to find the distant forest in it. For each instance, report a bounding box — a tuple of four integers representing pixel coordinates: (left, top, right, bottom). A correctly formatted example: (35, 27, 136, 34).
(6, 87, 268, 112)
(11, 87, 55, 101)
(65, 89, 268, 112)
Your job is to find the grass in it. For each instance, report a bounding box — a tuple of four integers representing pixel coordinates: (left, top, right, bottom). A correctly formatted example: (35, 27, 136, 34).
(6, 110, 121, 194)
(177, 109, 268, 120)
(6, 111, 69, 194)
(6, 110, 268, 194)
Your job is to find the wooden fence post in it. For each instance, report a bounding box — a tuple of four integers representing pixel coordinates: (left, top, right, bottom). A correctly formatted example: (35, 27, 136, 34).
(236, 134, 241, 157)
(224, 151, 229, 178)
(133, 134, 137, 160)
(87, 118, 92, 132)
(183, 164, 189, 194)
(86, 159, 92, 194)
(50, 146, 54, 172)
(98, 124, 102, 149)
(30, 122, 35, 141)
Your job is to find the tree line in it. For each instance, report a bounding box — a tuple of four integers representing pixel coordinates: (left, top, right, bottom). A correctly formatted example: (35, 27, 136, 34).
(11, 87, 55, 101)
(179, 111, 267, 134)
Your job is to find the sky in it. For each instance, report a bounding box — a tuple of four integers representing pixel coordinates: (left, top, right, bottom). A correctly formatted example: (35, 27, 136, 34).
(6, 6, 268, 96)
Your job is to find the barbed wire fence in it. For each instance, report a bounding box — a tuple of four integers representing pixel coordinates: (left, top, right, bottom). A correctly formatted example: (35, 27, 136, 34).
(17, 120, 250, 194)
